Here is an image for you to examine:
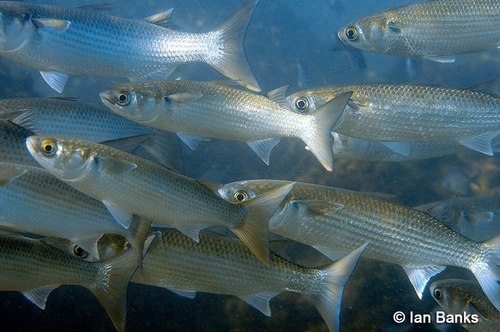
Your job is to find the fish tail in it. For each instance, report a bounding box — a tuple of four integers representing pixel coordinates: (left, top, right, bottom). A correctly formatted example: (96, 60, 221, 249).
(473, 235, 500, 311)
(233, 182, 294, 266)
(210, 0, 261, 92)
(89, 247, 138, 332)
(311, 243, 367, 332)
(301, 92, 352, 172)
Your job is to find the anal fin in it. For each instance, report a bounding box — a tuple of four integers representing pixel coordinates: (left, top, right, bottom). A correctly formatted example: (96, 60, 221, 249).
(22, 285, 59, 310)
(39, 70, 69, 93)
(402, 265, 446, 299)
(238, 292, 278, 317)
(247, 138, 281, 165)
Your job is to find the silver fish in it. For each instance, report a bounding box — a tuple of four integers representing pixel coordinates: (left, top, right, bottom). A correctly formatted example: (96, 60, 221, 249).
(131, 230, 367, 332)
(0, 1, 260, 92)
(287, 82, 500, 156)
(430, 279, 500, 331)
(217, 179, 500, 310)
(100, 80, 352, 171)
(0, 97, 158, 142)
(337, 0, 500, 62)
(0, 162, 149, 260)
(331, 133, 469, 162)
(0, 97, 180, 169)
(420, 196, 500, 242)
(0, 120, 38, 166)
(26, 135, 293, 264)
(0, 233, 137, 332)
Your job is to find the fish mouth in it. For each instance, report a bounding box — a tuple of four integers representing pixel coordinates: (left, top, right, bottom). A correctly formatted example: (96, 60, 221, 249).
(99, 91, 113, 107)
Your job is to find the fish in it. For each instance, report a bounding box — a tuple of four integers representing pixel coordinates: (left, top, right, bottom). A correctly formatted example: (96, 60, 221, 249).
(0, 1, 260, 92)
(217, 179, 500, 310)
(0, 120, 39, 166)
(419, 196, 500, 242)
(100, 80, 352, 171)
(430, 279, 500, 331)
(337, 0, 500, 62)
(0, 162, 150, 260)
(26, 135, 294, 264)
(131, 230, 367, 332)
(0, 232, 138, 332)
(286, 82, 500, 156)
(331, 133, 469, 162)
(0, 97, 181, 169)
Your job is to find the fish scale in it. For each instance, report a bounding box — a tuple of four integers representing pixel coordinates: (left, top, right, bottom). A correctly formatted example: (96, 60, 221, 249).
(131, 230, 366, 332)
(0, 233, 137, 332)
(0, 1, 260, 92)
(218, 180, 500, 309)
(0, 162, 147, 259)
(287, 84, 500, 142)
(100, 80, 352, 171)
(0, 98, 156, 142)
(26, 135, 296, 264)
(338, 0, 500, 58)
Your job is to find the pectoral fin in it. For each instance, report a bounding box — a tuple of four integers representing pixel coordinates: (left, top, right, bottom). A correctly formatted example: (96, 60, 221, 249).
(166, 92, 203, 104)
(176, 133, 210, 150)
(96, 156, 137, 175)
(295, 200, 344, 217)
(102, 200, 133, 229)
(422, 55, 456, 63)
(32, 18, 71, 31)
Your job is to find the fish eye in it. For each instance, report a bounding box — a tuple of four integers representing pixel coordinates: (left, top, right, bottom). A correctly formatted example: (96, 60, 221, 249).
(73, 245, 88, 258)
(41, 140, 56, 156)
(345, 26, 358, 40)
(295, 97, 309, 112)
(433, 288, 442, 300)
(117, 92, 131, 106)
(233, 190, 249, 202)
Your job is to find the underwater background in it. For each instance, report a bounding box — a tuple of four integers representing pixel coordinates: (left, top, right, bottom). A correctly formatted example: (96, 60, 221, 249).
(0, 0, 498, 331)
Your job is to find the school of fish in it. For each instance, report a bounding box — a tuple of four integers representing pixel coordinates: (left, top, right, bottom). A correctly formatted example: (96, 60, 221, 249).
(0, 0, 498, 331)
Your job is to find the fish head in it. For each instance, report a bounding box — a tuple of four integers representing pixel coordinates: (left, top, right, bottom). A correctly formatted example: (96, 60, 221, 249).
(430, 279, 469, 313)
(218, 179, 292, 204)
(286, 87, 346, 114)
(337, 12, 399, 54)
(100, 84, 161, 124)
(0, 3, 34, 52)
(286, 90, 320, 114)
(25, 135, 95, 181)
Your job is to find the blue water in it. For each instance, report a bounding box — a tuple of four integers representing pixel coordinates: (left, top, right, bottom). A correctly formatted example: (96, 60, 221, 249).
(0, 0, 499, 331)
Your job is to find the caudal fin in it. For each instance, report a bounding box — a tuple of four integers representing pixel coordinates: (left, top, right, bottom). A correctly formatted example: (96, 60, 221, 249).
(301, 92, 352, 172)
(232, 182, 294, 266)
(312, 242, 367, 332)
(89, 247, 138, 332)
(210, 0, 261, 92)
(472, 235, 500, 311)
